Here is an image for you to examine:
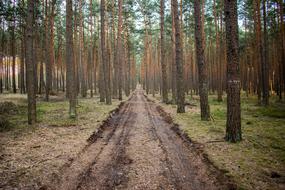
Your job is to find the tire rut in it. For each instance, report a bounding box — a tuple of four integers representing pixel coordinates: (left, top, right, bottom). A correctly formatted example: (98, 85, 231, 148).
(45, 88, 234, 190)
(46, 95, 134, 190)
(76, 101, 135, 189)
(144, 98, 182, 189)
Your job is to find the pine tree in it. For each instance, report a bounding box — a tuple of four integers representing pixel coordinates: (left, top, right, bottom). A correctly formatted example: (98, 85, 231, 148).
(117, 0, 123, 101)
(26, 0, 36, 124)
(194, 0, 210, 120)
(224, 0, 242, 142)
(66, 0, 76, 118)
(171, 0, 185, 113)
(262, 0, 269, 106)
(160, 0, 168, 103)
(101, 0, 111, 104)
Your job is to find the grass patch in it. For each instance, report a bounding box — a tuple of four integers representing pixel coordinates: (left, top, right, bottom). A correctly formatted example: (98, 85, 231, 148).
(149, 93, 285, 190)
(256, 105, 285, 118)
(0, 93, 124, 189)
(0, 93, 122, 133)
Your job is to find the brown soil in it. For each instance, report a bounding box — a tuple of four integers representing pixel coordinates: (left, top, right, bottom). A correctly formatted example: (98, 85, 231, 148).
(44, 89, 234, 190)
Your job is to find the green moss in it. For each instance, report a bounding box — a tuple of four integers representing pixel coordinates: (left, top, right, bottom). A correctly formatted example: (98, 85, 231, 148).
(0, 115, 12, 132)
(256, 106, 285, 118)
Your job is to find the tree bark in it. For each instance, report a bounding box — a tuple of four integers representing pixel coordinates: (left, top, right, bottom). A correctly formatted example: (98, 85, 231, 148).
(278, 0, 284, 100)
(194, 0, 210, 120)
(26, 0, 36, 125)
(45, 0, 51, 101)
(11, 14, 16, 93)
(117, 0, 123, 100)
(20, 10, 26, 94)
(66, 0, 76, 118)
(160, 0, 168, 103)
(125, 29, 131, 97)
(261, 0, 269, 106)
(89, 0, 94, 98)
(253, 0, 262, 104)
(213, 0, 222, 101)
(101, 0, 112, 104)
(224, 0, 242, 142)
(111, 0, 117, 98)
(172, 0, 185, 113)
(79, 0, 87, 98)
(171, 2, 177, 103)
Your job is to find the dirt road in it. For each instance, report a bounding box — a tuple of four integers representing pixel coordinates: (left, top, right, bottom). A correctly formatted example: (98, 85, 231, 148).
(47, 89, 232, 190)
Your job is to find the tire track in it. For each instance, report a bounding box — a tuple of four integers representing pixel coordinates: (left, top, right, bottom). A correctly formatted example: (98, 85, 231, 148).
(49, 95, 134, 190)
(47, 88, 233, 190)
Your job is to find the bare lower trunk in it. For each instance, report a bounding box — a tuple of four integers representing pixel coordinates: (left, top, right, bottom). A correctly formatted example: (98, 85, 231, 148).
(172, 0, 185, 113)
(160, 0, 168, 103)
(117, 0, 123, 101)
(171, 4, 177, 103)
(194, 0, 210, 120)
(45, 0, 51, 101)
(224, 0, 242, 142)
(101, 0, 111, 104)
(261, 0, 269, 106)
(66, 0, 76, 118)
(20, 34, 26, 94)
(11, 22, 16, 93)
(26, 0, 36, 125)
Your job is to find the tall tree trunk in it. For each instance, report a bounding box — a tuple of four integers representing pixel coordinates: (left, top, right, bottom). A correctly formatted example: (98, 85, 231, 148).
(39, 20, 45, 95)
(20, 13, 26, 94)
(11, 16, 16, 93)
(6, 56, 10, 91)
(74, 5, 80, 97)
(66, 0, 76, 118)
(253, 0, 262, 104)
(26, 0, 36, 125)
(94, 45, 97, 95)
(143, 25, 149, 94)
(111, 0, 118, 98)
(0, 18, 2, 94)
(172, 0, 185, 113)
(160, 0, 168, 103)
(281, 1, 285, 98)
(50, 0, 56, 93)
(194, 0, 210, 120)
(224, 0, 242, 142)
(45, 0, 51, 101)
(214, 0, 222, 101)
(0, 56, 2, 94)
(39, 61, 44, 94)
(34, 10, 40, 95)
(262, 0, 269, 106)
(79, 0, 87, 98)
(98, 42, 105, 101)
(117, 0, 123, 100)
(126, 29, 131, 97)
(0, 57, 2, 94)
(89, 0, 94, 98)
(171, 3, 177, 103)
(278, 0, 284, 100)
(101, 0, 111, 104)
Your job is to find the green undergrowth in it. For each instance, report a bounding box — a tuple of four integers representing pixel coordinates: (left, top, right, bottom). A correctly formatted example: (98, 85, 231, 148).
(149, 92, 285, 190)
(0, 93, 121, 134)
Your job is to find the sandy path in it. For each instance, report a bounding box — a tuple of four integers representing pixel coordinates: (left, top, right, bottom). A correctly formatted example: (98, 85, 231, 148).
(48, 89, 231, 190)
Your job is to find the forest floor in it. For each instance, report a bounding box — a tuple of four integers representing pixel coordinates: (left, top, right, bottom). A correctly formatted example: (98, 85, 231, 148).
(148, 92, 285, 190)
(0, 92, 122, 189)
(1, 89, 284, 190)
(0, 89, 235, 190)
(43, 89, 233, 190)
